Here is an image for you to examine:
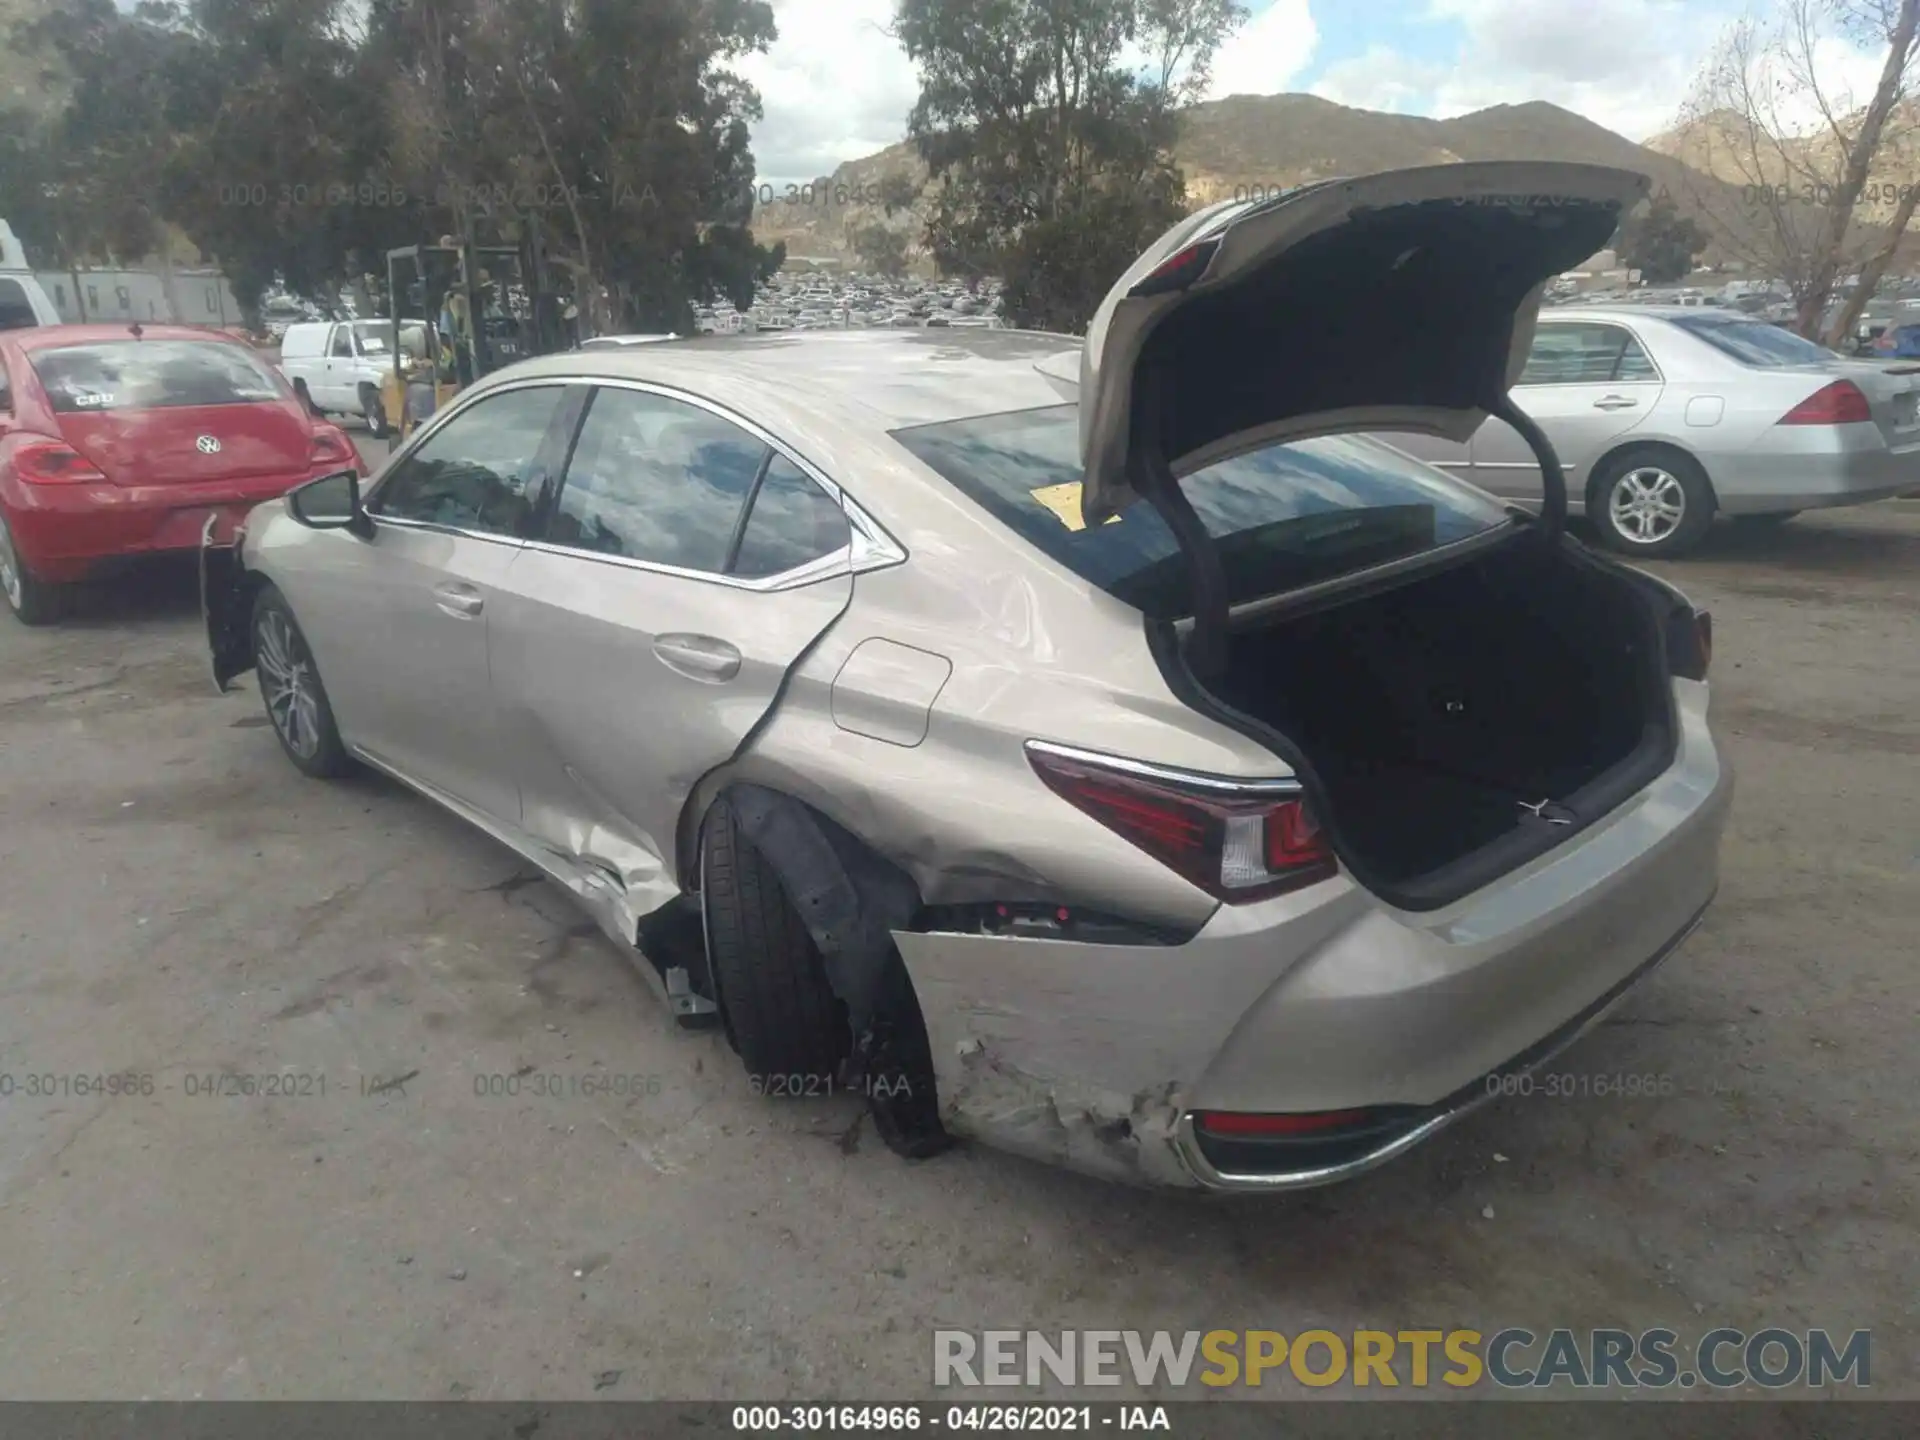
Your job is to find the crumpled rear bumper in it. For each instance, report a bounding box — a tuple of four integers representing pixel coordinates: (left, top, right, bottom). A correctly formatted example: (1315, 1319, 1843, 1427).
(891, 682, 1731, 1191)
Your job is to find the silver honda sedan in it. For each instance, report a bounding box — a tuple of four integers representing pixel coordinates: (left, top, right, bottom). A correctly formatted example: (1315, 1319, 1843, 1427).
(203, 162, 1732, 1190)
(1386, 303, 1920, 556)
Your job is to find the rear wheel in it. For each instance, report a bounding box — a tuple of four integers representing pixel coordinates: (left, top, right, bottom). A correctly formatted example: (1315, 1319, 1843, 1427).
(252, 586, 354, 778)
(359, 384, 391, 439)
(1589, 448, 1715, 558)
(0, 512, 69, 626)
(700, 798, 851, 1089)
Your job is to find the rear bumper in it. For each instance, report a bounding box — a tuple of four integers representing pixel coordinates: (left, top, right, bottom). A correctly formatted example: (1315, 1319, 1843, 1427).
(1712, 425, 1920, 514)
(1, 469, 326, 581)
(893, 681, 1732, 1191)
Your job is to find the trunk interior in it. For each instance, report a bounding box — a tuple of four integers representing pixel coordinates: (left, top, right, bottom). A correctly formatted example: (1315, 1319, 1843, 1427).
(1209, 532, 1675, 907)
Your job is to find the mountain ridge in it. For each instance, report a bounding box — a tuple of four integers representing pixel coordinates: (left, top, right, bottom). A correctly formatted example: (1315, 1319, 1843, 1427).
(753, 94, 1738, 263)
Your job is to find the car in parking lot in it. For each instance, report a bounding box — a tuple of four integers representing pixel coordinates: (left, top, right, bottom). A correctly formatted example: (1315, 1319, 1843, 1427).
(202, 162, 1729, 1189)
(0, 324, 363, 624)
(1383, 304, 1920, 555)
(278, 319, 429, 439)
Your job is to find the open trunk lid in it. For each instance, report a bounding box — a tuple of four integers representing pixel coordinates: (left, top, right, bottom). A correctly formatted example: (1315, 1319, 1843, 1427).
(1075, 162, 1649, 525)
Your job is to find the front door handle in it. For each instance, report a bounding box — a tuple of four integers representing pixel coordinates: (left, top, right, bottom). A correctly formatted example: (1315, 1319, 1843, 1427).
(432, 582, 484, 618)
(1593, 395, 1638, 411)
(653, 633, 742, 683)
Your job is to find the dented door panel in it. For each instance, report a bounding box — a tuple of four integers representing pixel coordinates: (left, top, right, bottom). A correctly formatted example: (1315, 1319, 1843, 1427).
(488, 550, 852, 923)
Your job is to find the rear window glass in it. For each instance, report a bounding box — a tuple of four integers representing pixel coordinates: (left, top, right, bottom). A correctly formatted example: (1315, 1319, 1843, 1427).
(352, 321, 427, 358)
(30, 340, 288, 412)
(893, 405, 1510, 619)
(1672, 316, 1835, 367)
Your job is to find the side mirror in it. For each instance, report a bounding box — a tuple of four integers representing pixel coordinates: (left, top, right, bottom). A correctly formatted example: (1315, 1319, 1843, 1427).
(287, 468, 373, 539)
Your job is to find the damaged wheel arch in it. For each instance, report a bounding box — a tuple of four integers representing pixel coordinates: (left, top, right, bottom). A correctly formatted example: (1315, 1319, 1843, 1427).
(694, 783, 952, 1158)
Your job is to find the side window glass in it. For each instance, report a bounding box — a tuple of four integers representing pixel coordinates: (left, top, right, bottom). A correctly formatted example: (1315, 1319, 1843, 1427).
(1518, 324, 1626, 385)
(0, 278, 35, 332)
(329, 327, 353, 358)
(550, 388, 766, 572)
(731, 455, 851, 578)
(371, 386, 564, 535)
(1615, 334, 1658, 381)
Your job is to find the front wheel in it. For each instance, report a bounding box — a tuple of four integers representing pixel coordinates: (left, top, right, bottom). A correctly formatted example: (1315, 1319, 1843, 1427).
(1589, 449, 1716, 558)
(360, 384, 391, 439)
(0, 511, 69, 626)
(252, 586, 354, 778)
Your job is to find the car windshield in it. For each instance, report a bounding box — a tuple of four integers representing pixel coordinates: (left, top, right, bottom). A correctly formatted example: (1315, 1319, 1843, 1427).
(1672, 316, 1835, 367)
(31, 340, 288, 412)
(892, 404, 1512, 619)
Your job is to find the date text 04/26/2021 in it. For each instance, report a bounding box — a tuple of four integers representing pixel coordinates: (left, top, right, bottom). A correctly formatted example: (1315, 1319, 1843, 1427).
(731, 1406, 1170, 1431)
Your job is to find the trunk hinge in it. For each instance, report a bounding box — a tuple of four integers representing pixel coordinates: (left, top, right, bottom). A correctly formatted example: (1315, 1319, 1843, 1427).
(1130, 384, 1232, 685)
(1486, 393, 1570, 540)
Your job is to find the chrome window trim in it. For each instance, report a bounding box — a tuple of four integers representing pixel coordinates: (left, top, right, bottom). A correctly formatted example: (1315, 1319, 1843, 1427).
(1023, 739, 1303, 796)
(369, 373, 908, 590)
(373, 513, 527, 549)
(1516, 318, 1666, 388)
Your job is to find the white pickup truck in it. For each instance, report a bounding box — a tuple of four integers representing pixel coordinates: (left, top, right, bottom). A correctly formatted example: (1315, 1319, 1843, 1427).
(277, 319, 427, 439)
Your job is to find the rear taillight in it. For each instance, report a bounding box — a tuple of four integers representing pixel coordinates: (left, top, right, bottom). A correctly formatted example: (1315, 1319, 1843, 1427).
(1128, 237, 1222, 297)
(1026, 744, 1338, 903)
(12, 438, 107, 485)
(310, 428, 360, 472)
(1778, 380, 1871, 425)
(1196, 1109, 1373, 1136)
(1666, 604, 1712, 681)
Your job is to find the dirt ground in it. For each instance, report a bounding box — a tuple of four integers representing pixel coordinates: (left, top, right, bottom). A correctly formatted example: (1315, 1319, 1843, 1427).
(0, 493, 1914, 1404)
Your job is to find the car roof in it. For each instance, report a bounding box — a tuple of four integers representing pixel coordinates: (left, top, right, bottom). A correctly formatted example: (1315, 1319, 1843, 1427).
(1543, 304, 1748, 322)
(498, 328, 1078, 429)
(5, 323, 257, 353)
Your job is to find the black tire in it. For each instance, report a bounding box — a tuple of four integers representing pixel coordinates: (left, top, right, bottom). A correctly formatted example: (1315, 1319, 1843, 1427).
(1588, 447, 1716, 558)
(700, 799, 851, 1088)
(250, 585, 355, 779)
(359, 383, 391, 439)
(1732, 510, 1799, 527)
(292, 378, 320, 416)
(0, 511, 69, 626)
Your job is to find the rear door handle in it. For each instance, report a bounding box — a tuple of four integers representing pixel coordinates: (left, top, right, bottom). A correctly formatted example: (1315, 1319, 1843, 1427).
(1593, 395, 1638, 410)
(432, 582, 484, 618)
(653, 633, 742, 682)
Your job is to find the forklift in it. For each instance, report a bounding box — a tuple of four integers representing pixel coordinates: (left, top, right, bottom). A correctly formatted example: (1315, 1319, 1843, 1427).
(378, 225, 565, 450)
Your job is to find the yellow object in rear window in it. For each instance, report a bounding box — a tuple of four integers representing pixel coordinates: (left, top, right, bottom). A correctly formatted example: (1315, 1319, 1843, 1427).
(1028, 481, 1119, 531)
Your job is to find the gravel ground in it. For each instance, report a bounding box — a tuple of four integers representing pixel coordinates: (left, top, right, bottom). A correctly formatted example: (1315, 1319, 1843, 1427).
(0, 489, 1913, 1405)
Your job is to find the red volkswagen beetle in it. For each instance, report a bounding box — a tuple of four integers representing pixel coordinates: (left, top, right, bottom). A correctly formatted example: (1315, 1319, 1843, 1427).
(0, 324, 364, 624)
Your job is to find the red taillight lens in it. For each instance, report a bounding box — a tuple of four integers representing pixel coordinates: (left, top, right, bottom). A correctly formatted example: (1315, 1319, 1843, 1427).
(1779, 380, 1871, 425)
(1128, 237, 1222, 297)
(1026, 745, 1338, 903)
(310, 428, 360, 472)
(12, 438, 107, 485)
(1196, 1109, 1373, 1136)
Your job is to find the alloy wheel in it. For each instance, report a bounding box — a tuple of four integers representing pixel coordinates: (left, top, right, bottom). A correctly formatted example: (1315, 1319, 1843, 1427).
(0, 514, 22, 612)
(256, 609, 322, 759)
(1608, 466, 1686, 546)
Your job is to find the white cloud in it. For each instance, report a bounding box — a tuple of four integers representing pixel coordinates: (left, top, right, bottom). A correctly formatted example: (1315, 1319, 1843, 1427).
(735, 0, 920, 189)
(1310, 45, 1449, 116)
(1206, 0, 1319, 101)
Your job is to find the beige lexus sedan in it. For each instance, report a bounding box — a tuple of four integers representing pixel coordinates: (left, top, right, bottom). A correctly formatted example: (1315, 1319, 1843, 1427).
(204, 162, 1731, 1190)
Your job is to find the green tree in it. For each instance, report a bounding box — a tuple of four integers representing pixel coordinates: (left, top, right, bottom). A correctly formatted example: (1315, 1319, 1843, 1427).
(1617, 193, 1710, 285)
(850, 220, 910, 276)
(893, 0, 1244, 332)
